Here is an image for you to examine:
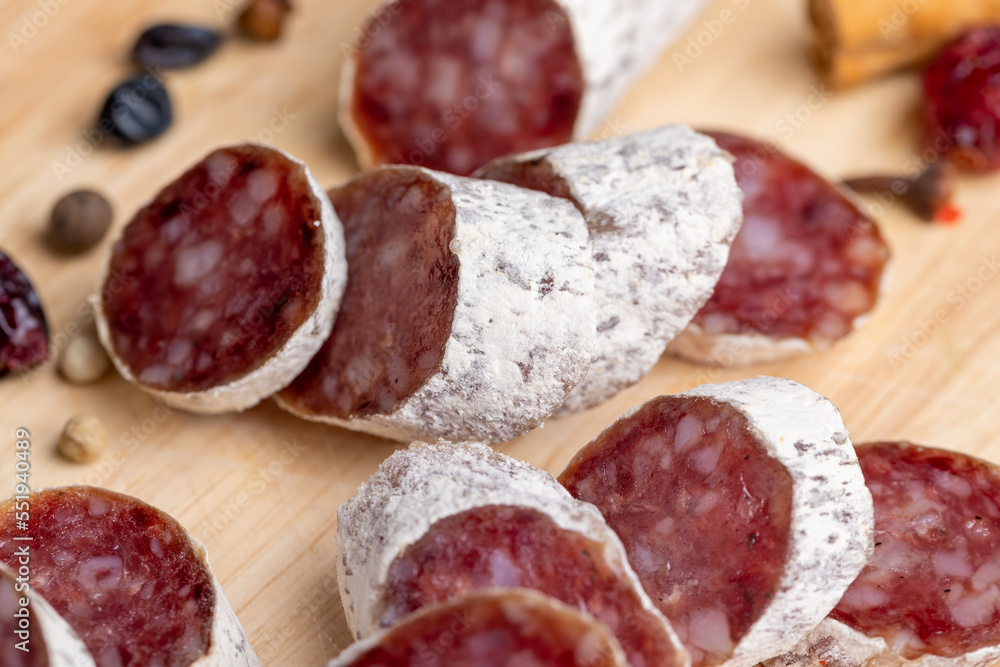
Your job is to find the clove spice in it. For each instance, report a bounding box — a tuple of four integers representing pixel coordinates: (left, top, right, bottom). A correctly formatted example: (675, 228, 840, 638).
(842, 161, 959, 223)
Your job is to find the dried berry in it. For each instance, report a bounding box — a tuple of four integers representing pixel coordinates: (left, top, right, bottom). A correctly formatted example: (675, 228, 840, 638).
(238, 0, 293, 41)
(48, 189, 113, 254)
(923, 25, 1000, 171)
(132, 24, 222, 69)
(59, 331, 110, 385)
(0, 251, 49, 377)
(98, 74, 173, 146)
(58, 413, 107, 463)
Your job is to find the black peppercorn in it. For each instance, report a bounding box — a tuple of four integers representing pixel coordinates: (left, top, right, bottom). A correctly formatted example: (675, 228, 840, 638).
(48, 189, 114, 254)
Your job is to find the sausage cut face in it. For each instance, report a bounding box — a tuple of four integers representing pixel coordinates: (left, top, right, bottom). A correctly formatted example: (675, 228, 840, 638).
(831, 442, 1000, 659)
(348, 0, 584, 175)
(693, 131, 888, 348)
(0, 567, 49, 666)
(560, 395, 794, 667)
(332, 590, 627, 667)
(279, 167, 460, 419)
(378, 504, 685, 667)
(0, 487, 214, 667)
(101, 145, 327, 394)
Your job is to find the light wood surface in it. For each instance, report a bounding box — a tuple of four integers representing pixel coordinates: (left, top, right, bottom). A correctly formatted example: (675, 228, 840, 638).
(1, 0, 999, 663)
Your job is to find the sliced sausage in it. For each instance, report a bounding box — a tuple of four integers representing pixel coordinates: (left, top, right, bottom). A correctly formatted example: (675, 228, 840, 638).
(0, 563, 94, 667)
(476, 125, 743, 413)
(95, 143, 347, 413)
(336, 441, 688, 667)
(668, 132, 890, 367)
(327, 589, 629, 667)
(768, 442, 1000, 667)
(559, 376, 874, 667)
(275, 166, 596, 444)
(0, 486, 259, 667)
(339, 0, 710, 175)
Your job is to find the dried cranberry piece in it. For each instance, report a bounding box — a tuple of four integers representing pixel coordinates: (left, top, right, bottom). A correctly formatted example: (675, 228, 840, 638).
(923, 25, 1000, 171)
(0, 251, 49, 377)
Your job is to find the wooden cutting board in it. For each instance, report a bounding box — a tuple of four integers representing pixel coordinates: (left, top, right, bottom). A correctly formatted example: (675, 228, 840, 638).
(1, 0, 999, 663)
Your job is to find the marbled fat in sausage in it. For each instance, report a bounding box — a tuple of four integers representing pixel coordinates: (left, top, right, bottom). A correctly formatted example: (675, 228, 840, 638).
(559, 377, 874, 667)
(379, 505, 683, 667)
(0, 487, 259, 667)
(327, 589, 629, 667)
(344, 0, 582, 176)
(0, 562, 95, 667)
(769, 442, 1000, 667)
(668, 132, 890, 366)
(0, 565, 49, 667)
(96, 143, 347, 413)
(278, 168, 459, 420)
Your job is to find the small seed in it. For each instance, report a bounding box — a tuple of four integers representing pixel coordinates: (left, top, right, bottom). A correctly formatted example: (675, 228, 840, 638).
(58, 413, 107, 463)
(98, 75, 173, 146)
(132, 24, 223, 69)
(48, 189, 113, 254)
(238, 0, 293, 42)
(59, 332, 110, 385)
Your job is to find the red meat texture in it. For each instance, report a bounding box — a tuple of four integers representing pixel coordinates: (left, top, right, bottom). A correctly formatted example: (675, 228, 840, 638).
(693, 131, 888, 347)
(102, 145, 325, 393)
(831, 442, 1000, 659)
(0, 488, 214, 667)
(380, 504, 684, 667)
(279, 167, 459, 419)
(349, 0, 584, 175)
(560, 395, 794, 667)
(0, 569, 49, 666)
(342, 591, 623, 667)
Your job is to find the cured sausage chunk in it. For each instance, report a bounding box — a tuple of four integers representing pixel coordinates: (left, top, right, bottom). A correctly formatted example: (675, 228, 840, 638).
(559, 377, 874, 667)
(328, 589, 629, 667)
(337, 442, 688, 667)
(340, 0, 711, 175)
(276, 166, 596, 444)
(770, 442, 1000, 667)
(477, 125, 742, 413)
(0, 487, 259, 667)
(278, 168, 459, 421)
(668, 132, 890, 367)
(0, 563, 95, 667)
(0, 251, 49, 378)
(96, 143, 347, 413)
(377, 505, 681, 667)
